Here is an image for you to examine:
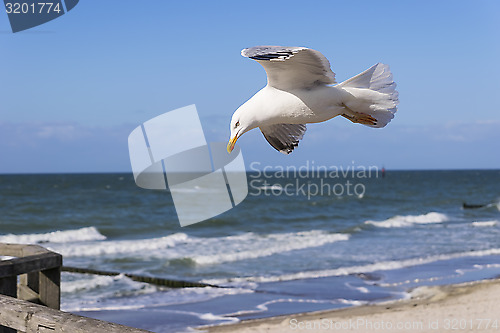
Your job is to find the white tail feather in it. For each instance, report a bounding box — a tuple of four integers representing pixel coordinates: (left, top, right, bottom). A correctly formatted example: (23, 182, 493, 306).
(338, 63, 399, 128)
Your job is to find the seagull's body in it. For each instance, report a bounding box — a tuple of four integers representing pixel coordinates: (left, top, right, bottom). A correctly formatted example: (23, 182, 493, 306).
(227, 46, 399, 154)
(242, 84, 349, 125)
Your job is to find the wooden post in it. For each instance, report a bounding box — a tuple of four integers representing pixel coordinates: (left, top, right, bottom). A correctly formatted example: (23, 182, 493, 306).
(27, 271, 40, 293)
(0, 276, 16, 298)
(19, 273, 42, 305)
(39, 267, 60, 310)
(0, 276, 16, 333)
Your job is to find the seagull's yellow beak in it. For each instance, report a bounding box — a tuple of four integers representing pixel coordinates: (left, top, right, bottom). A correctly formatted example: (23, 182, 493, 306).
(227, 135, 238, 153)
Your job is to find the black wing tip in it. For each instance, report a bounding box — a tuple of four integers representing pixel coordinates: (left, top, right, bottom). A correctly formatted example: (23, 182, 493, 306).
(249, 51, 294, 62)
(260, 123, 306, 155)
(262, 133, 300, 155)
(242, 46, 306, 61)
(280, 144, 298, 155)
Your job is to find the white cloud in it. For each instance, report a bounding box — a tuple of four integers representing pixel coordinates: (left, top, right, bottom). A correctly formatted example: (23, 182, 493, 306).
(0, 122, 134, 173)
(36, 124, 88, 140)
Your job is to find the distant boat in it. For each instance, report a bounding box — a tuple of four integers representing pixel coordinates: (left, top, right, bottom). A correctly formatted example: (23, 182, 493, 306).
(463, 202, 487, 209)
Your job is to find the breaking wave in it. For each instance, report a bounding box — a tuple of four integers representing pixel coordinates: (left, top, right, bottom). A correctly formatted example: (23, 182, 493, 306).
(205, 247, 500, 285)
(0, 226, 106, 244)
(191, 231, 349, 265)
(365, 212, 449, 228)
(472, 220, 498, 227)
(50, 232, 189, 257)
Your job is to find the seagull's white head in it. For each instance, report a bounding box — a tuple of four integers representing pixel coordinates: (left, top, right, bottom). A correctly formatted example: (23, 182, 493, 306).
(227, 104, 258, 153)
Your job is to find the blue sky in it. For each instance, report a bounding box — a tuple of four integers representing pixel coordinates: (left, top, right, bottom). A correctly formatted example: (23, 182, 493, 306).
(1, 0, 499, 173)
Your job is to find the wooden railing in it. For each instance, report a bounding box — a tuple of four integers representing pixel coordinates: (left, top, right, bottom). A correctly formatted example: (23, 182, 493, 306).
(0, 243, 62, 311)
(0, 243, 151, 333)
(0, 294, 152, 333)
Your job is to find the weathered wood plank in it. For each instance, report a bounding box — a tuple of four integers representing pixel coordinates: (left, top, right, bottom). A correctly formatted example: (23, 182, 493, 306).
(39, 267, 60, 309)
(0, 244, 47, 257)
(0, 252, 62, 278)
(21, 244, 49, 256)
(0, 276, 17, 333)
(18, 273, 43, 305)
(0, 276, 16, 298)
(0, 276, 19, 333)
(27, 271, 40, 293)
(17, 282, 41, 304)
(0, 324, 17, 333)
(0, 261, 14, 279)
(0, 295, 152, 333)
(0, 243, 26, 257)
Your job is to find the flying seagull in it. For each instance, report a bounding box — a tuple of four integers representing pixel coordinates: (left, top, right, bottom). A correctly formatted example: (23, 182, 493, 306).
(227, 46, 399, 154)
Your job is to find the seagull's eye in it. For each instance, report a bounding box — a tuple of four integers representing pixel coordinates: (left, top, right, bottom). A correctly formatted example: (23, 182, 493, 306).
(235, 121, 240, 128)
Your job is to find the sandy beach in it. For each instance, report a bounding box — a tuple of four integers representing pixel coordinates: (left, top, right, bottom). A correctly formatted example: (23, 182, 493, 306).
(205, 278, 500, 333)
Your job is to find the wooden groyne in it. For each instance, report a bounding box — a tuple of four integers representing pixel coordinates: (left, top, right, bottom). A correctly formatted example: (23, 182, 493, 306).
(62, 265, 220, 288)
(0, 243, 151, 333)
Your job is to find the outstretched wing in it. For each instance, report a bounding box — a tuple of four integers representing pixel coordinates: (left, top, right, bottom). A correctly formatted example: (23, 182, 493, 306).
(242, 46, 336, 90)
(260, 123, 307, 155)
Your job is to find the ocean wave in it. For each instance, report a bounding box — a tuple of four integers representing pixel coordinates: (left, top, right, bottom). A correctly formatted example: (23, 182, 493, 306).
(50, 232, 189, 257)
(365, 212, 449, 228)
(52, 230, 349, 264)
(472, 220, 498, 227)
(224, 298, 365, 318)
(0, 226, 106, 244)
(61, 274, 122, 294)
(61, 281, 252, 312)
(256, 184, 283, 191)
(489, 200, 500, 211)
(170, 186, 227, 194)
(191, 231, 349, 265)
(205, 247, 500, 285)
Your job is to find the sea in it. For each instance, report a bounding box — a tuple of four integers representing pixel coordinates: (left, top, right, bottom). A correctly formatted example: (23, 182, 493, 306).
(1, 169, 500, 332)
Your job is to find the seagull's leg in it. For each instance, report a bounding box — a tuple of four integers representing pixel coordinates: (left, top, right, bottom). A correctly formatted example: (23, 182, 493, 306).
(341, 107, 378, 126)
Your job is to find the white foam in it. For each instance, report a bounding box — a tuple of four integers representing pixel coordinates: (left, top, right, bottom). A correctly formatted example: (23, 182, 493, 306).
(205, 248, 500, 285)
(472, 220, 498, 227)
(62, 283, 253, 312)
(0, 227, 106, 244)
(225, 298, 364, 317)
(345, 283, 370, 294)
(191, 231, 349, 265)
(488, 200, 500, 211)
(170, 187, 225, 194)
(51, 232, 189, 257)
(46, 230, 347, 262)
(365, 212, 449, 228)
(199, 313, 240, 323)
(473, 263, 500, 269)
(257, 184, 283, 191)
